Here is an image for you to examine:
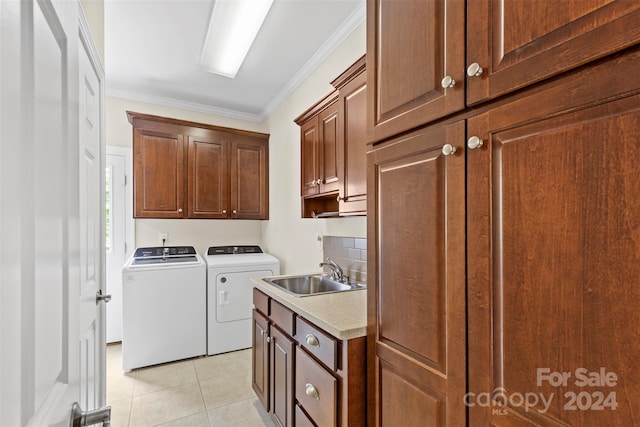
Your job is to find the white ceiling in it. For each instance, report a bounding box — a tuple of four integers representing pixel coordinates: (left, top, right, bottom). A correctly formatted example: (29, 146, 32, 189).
(105, 0, 365, 122)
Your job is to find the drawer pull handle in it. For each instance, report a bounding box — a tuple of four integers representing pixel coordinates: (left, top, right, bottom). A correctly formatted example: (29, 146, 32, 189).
(305, 334, 320, 347)
(305, 383, 320, 400)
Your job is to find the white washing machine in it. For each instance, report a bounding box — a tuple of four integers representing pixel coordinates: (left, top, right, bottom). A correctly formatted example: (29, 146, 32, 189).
(122, 246, 206, 371)
(205, 245, 280, 355)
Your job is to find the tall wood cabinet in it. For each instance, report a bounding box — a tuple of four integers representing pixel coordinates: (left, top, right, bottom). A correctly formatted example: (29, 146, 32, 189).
(128, 112, 269, 219)
(366, 0, 640, 425)
(466, 51, 640, 427)
(368, 122, 467, 426)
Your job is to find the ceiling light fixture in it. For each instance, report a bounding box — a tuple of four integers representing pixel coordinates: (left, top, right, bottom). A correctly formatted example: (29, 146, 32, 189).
(199, 0, 274, 78)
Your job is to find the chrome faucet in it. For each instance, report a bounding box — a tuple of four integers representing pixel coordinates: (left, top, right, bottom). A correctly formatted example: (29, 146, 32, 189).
(319, 258, 345, 282)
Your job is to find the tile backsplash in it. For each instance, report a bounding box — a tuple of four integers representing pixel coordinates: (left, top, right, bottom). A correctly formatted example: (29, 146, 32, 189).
(322, 236, 367, 284)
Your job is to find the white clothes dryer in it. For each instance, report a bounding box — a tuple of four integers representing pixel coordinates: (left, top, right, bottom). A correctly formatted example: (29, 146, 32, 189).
(122, 246, 206, 371)
(205, 245, 280, 355)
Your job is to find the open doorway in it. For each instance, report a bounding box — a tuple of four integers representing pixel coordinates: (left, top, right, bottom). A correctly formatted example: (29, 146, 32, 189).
(106, 146, 134, 344)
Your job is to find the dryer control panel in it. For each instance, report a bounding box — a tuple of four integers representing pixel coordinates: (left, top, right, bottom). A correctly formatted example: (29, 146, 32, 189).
(207, 245, 263, 255)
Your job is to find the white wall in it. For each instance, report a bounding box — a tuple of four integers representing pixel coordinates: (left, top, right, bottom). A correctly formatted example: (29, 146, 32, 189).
(105, 96, 268, 255)
(80, 0, 104, 64)
(106, 22, 367, 271)
(261, 23, 367, 275)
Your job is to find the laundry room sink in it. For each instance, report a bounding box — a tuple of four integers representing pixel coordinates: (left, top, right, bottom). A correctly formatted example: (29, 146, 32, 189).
(263, 275, 366, 297)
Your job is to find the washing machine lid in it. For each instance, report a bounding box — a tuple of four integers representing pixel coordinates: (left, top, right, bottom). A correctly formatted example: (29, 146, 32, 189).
(205, 245, 279, 268)
(131, 246, 200, 265)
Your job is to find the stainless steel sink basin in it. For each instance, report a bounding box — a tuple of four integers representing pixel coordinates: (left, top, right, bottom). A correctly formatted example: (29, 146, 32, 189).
(263, 275, 366, 297)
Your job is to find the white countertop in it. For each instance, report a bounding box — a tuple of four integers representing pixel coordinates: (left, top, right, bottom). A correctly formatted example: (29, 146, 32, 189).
(251, 276, 367, 340)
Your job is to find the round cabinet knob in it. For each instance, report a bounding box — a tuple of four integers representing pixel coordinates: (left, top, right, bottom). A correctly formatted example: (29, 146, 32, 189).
(305, 334, 320, 347)
(305, 384, 320, 400)
(441, 144, 456, 156)
(467, 136, 484, 150)
(336, 195, 345, 202)
(441, 75, 456, 89)
(232, 210, 237, 214)
(222, 209, 227, 214)
(178, 208, 183, 213)
(467, 62, 483, 77)
(311, 179, 316, 185)
(266, 336, 273, 343)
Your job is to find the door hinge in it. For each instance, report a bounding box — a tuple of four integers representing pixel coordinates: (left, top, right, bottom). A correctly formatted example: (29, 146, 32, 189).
(124, 242, 127, 253)
(124, 174, 128, 186)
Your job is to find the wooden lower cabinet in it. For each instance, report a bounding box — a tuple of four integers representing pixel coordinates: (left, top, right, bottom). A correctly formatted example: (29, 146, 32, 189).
(252, 289, 366, 426)
(270, 326, 294, 427)
(252, 310, 270, 410)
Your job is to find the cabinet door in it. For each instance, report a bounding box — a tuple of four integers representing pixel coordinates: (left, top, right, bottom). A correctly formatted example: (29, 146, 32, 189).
(133, 128, 185, 218)
(252, 310, 270, 411)
(337, 70, 367, 215)
(300, 117, 319, 197)
(187, 134, 229, 219)
(318, 102, 339, 194)
(230, 137, 269, 219)
(467, 91, 640, 426)
(466, 0, 640, 105)
(270, 326, 294, 427)
(368, 121, 466, 426)
(366, 0, 465, 142)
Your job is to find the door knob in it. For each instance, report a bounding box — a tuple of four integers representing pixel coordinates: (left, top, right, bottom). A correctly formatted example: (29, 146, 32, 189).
(467, 136, 484, 149)
(467, 62, 484, 77)
(96, 290, 111, 305)
(441, 144, 456, 156)
(441, 75, 456, 88)
(70, 402, 111, 427)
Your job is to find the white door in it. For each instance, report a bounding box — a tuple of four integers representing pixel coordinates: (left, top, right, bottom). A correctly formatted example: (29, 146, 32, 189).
(0, 1, 106, 425)
(78, 11, 106, 417)
(105, 151, 128, 343)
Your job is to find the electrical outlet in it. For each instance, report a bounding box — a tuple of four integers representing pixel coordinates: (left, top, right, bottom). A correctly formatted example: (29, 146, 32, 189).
(159, 233, 168, 245)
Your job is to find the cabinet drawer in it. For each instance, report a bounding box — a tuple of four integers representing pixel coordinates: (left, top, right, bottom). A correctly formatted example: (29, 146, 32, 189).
(296, 316, 338, 371)
(295, 404, 315, 427)
(295, 347, 337, 427)
(270, 299, 295, 337)
(253, 288, 269, 316)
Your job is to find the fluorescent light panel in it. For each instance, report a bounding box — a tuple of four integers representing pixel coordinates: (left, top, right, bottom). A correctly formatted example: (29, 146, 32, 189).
(199, 0, 274, 78)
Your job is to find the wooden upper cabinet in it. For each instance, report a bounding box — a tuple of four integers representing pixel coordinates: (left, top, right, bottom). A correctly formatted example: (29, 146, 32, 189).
(368, 121, 467, 427)
(366, 0, 465, 142)
(230, 137, 269, 219)
(334, 56, 367, 215)
(296, 91, 339, 201)
(128, 111, 269, 219)
(187, 134, 228, 219)
(300, 117, 319, 197)
(318, 103, 340, 194)
(133, 128, 185, 218)
(466, 0, 640, 105)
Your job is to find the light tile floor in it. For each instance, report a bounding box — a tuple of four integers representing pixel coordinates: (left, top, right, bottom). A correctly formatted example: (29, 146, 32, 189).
(107, 343, 275, 427)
